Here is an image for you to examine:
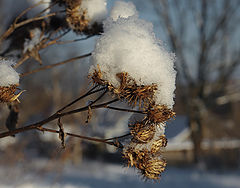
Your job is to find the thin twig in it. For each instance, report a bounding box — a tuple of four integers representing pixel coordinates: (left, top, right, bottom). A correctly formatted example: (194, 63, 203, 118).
(57, 85, 105, 113)
(37, 127, 125, 148)
(0, 12, 56, 44)
(20, 53, 92, 77)
(56, 35, 95, 45)
(0, 99, 119, 138)
(14, 0, 44, 25)
(105, 106, 146, 114)
(60, 98, 119, 117)
(102, 133, 131, 141)
(14, 54, 30, 69)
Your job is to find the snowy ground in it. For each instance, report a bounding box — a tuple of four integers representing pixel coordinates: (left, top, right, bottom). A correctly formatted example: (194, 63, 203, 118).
(0, 160, 240, 188)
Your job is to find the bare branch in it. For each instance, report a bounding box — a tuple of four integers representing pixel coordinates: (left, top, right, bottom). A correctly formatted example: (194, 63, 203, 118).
(20, 53, 92, 77)
(37, 127, 127, 148)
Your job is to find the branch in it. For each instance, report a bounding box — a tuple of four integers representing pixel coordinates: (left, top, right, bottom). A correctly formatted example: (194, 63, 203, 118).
(105, 106, 146, 114)
(37, 127, 127, 148)
(56, 35, 95, 45)
(0, 12, 56, 44)
(0, 99, 119, 138)
(20, 53, 92, 77)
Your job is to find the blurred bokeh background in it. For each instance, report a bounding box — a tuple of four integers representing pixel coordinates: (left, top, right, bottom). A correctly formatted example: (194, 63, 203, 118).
(0, 0, 240, 187)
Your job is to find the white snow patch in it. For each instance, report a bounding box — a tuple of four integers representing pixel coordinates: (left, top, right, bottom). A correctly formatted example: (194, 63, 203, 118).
(1, 160, 240, 188)
(23, 28, 45, 53)
(110, 1, 138, 21)
(81, 0, 107, 24)
(0, 59, 19, 86)
(90, 14, 176, 108)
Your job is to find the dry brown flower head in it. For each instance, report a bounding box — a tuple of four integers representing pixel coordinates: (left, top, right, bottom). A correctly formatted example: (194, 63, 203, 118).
(123, 147, 149, 168)
(129, 121, 155, 143)
(90, 64, 108, 86)
(150, 135, 168, 154)
(114, 72, 157, 108)
(65, 0, 90, 33)
(147, 105, 175, 123)
(0, 85, 24, 103)
(123, 147, 166, 180)
(143, 158, 167, 180)
(90, 68, 158, 108)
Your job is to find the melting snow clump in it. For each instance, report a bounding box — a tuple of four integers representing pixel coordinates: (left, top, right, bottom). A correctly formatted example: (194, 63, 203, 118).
(0, 59, 19, 86)
(81, 0, 107, 24)
(23, 28, 45, 53)
(90, 2, 176, 108)
(110, 1, 138, 21)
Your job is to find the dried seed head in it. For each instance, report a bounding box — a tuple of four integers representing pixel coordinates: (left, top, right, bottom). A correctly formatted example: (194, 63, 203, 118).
(64, 0, 104, 35)
(129, 121, 155, 143)
(90, 65, 108, 86)
(122, 147, 149, 168)
(0, 85, 18, 103)
(143, 158, 167, 180)
(147, 105, 175, 123)
(123, 145, 167, 180)
(90, 68, 158, 108)
(150, 135, 168, 154)
(66, 4, 90, 33)
(64, 0, 81, 8)
(115, 72, 157, 108)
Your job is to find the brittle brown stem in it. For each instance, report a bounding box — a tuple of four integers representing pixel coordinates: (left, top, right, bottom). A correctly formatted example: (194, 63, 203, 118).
(105, 106, 146, 114)
(60, 98, 119, 117)
(57, 85, 106, 113)
(20, 53, 92, 77)
(13, 54, 30, 69)
(14, 1, 44, 25)
(102, 133, 131, 141)
(37, 127, 124, 147)
(0, 99, 119, 138)
(0, 12, 56, 44)
(56, 35, 95, 45)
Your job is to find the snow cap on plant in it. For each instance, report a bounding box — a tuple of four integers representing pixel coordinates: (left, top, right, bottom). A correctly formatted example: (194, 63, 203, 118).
(90, 11, 176, 109)
(0, 58, 23, 103)
(89, 1, 176, 180)
(110, 1, 138, 21)
(65, 0, 107, 34)
(23, 28, 45, 54)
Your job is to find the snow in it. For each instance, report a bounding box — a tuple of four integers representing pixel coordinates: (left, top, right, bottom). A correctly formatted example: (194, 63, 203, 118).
(23, 28, 45, 53)
(90, 6, 176, 108)
(110, 1, 138, 21)
(0, 160, 240, 188)
(81, 0, 107, 24)
(0, 59, 19, 86)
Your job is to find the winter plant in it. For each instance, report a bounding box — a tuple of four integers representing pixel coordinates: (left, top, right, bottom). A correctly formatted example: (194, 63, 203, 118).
(0, 0, 176, 180)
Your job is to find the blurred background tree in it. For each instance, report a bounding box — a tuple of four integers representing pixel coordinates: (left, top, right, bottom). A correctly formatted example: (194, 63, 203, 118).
(150, 0, 240, 163)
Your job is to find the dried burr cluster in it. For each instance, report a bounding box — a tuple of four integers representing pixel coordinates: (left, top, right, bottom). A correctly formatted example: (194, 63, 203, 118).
(0, 0, 176, 182)
(0, 85, 19, 103)
(0, 59, 22, 103)
(90, 68, 175, 180)
(65, 0, 89, 32)
(58, 0, 106, 34)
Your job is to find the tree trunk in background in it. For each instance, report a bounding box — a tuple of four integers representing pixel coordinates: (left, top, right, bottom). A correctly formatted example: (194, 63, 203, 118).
(189, 117, 203, 164)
